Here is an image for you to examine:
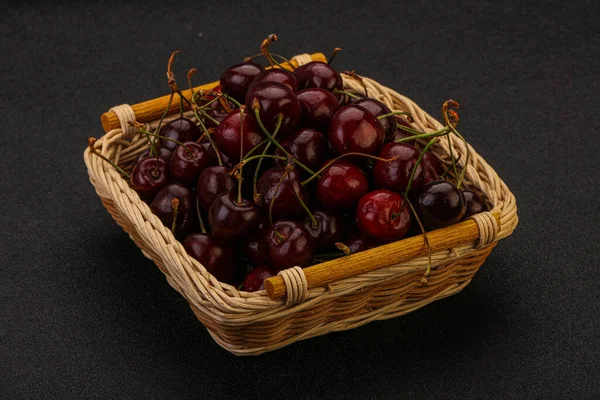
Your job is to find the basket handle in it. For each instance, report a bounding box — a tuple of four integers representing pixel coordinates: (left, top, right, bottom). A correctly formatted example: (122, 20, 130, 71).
(100, 52, 327, 133)
(264, 212, 500, 303)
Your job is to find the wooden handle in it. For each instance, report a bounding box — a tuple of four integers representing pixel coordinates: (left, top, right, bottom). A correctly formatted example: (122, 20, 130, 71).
(100, 52, 327, 132)
(264, 213, 500, 301)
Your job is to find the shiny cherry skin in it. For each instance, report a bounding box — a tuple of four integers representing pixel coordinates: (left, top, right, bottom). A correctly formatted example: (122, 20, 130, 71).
(354, 98, 395, 140)
(219, 62, 264, 103)
(344, 232, 379, 254)
(356, 190, 411, 242)
(248, 69, 298, 92)
(198, 139, 231, 168)
(316, 159, 369, 208)
(266, 220, 315, 271)
(256, 167, 308, 219)
(416, 180, 467, 229)
(463, 189, 488, 218)
(203, 97, 237, 129)
(130, 157, 170, 199)
(295, 61, 343, 92)
(196, 165, 236, 209)
(213, 109, 264, 161)
(150, 183, 195, 233)
(388, 117, 417, 145)
(245, 81, 301, 135)
(183, 233, 239, 284)
(422, 152, 445, 175)
(372, 143, 425, 191)
(158, 118, 202, 151)
(244, 219, 271, 266)
(303, 210, 344, 252)
(136, 147, 172, 164)
(242, 266, 276, 292)
(208, 192, 261, 241)
(170, 142, 209, 184)
(329, 104, 385, 156)
(296, 88, 341, 131)
(274, 128, 328, 172)
(423, 164, 439, 185)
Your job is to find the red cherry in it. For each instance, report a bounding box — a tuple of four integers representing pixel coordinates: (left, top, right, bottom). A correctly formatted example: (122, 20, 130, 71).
(256, 167, 308, 219)
(372, 143, 425, 191)
(169, 142, 209, 185)
(244, 219, 271, 266)
(208, 192, 261, 241)
(354, 98, 395, 140)
(150, 183, 196, 234)
(158, 118, 202, 151)
(196, 165, 236, 209)
(295, 61, 343, 92)
(130, 157, 170, 199)
(136, 147, 172, 164)
(245, 81, 301, 135)
(422, 151, 445, 175)
(296, 88, 341, 131)
(316, 159, 369, 208)
(248, 69, 298, 92)
(266, 220, 315, 271)
(303, 210, 344, 252)
(415, 180, 467, 229)
(183, 233, 239, 284)
(329, 104, 385, 156)
(274, 128, 328, 172)
(242, 266, 276, 292)
(219, 62, 264, 103)
(356, 190, 411, 242)
(213, 109, 264, 161)
(343, 232, 379, 254)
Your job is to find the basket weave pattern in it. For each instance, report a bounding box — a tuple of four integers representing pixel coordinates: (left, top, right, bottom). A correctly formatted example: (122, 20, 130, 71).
(84, 54, 518, 355)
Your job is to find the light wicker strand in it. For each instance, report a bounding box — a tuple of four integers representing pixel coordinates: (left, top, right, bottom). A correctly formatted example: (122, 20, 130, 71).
(469, 211, 499, 249)
(278, 267, 309, 307)
(109, 104, 137, 141)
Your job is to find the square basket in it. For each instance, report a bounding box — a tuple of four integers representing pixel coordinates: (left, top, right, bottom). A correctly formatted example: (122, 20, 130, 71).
(84, 52, 518, 355)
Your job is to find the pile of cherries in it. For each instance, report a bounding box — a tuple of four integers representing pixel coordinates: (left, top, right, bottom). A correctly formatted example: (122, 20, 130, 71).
(92, 36, 488, 292)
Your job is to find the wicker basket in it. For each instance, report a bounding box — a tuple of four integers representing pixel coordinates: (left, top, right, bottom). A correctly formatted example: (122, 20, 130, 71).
(84, 53, 518, 355)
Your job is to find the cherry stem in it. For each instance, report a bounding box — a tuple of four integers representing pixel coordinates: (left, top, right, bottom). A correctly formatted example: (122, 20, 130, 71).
(135, 126, 195, 158)
(187, 68, 197, 96)
(192, 108, 224, 166)
(405, 198, 431, 285)
(396, 124, 448, 137)
(378, 111, 412, 120)
(401, 137, 438, 211)
(328, 47, 342, 65)
(196, 197, 207, 234)
(260, 34, 286, 70)
(236, 106, 246, 205)
(179, 92, 184, 119)
(238, 154, 288, 165)
(301, 152, 397, 186)
(290, 174, 317, 228)
(335, 242, 352, 256)
(443, 111, 469, 189)
(244, 52, 295, 68)
(253, 114, 283, 201)
(446, 134, 459, 184)
(269, 168, 290, 243)
(251, 104, 315, 175)
(333, 89, 360, 100)
(88, 137, 130, 180)
(153, 91, 175, 151)
(394, 129, 449, 144)
(241, 138, 269, 161)
(171, 198, 179, 234)
(440, 154, 462, 179)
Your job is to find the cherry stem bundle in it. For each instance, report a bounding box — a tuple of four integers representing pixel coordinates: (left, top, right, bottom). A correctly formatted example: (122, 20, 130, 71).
(132, 124, 195, 158)
(253, 114, 283, 201)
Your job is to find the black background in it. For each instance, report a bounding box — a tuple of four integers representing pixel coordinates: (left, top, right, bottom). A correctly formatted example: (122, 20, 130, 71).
(2, 1, 599, 399)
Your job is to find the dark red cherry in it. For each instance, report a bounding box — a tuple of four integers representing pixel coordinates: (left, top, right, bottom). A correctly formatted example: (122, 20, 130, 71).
(463, 189, 488, 218)
(344, 232, 379, 254)
(136, 147, 172, 164)
(316, 159, 369, 208)
(249, 69, 298, 92)
(196, 166, 236, 209)
(388, 117, 417, 145)
(198, 139, 232, 168)
(372, 143, 425, 191)
(296, 88, 341, 131)
(354, 98, 395, 140)
(183, 233, 239, 284)
(244, 219, 271, 266)
(131, 157, 170, 199)
(357, 190, 411, 242)
(266, 220, 315, 271)
(303, 210, 344, 252)
(245, 81, 301, 135)
(208, 192, 261, 241)
(423, 164, 439, 185)
(219, 62, 264, 103)
(213, 109, 264, 161)
(416, 180, 467, 229)
(150, 183, 195, 233)
(256, 167, 308, 219)
(242, 266, 276, 292)
(329, 104, 385, 156)
(203, 97, 237, 129)
(170, 142, 209, 184)
(295, 61, 343, 92)
(422, 151, 445, 175)
(274, 128, 328, 172)
(158, 118, 202, 151)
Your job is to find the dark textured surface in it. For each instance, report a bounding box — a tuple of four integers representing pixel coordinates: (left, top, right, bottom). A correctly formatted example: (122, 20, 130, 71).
(2, 1, 599, 399)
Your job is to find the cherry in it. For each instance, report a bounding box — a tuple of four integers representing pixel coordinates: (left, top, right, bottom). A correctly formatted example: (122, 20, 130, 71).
(244, 219, 271, 266)
(196, 165, 236, 209)
(266, 220, 315, 271)
(150, 183, 195, 233)
(372, 143, 425, 191)
(354, 98, 396, 140)
(303, 210, 344, 252)
(136, 147, 172, 164)
(219, 61, 264, 103)
(295, 61, 343, 92)
(329, 104, 385, 156)
(198, 138, 232, 168)
(158, 118, 202, 151)
(256, 167, 308, 219)
(248, 69, 298, 92)
(316, 159, 369, 208)
(343, 232, 379, 254)
(422, 151, 445, 176)
(415, 180, 467, 229)
(274, 128, 328, 172)
(242, 266, 276, 292)
(245, 81, 301, 135)
(463, 189, 488, 218)
(296, 88, 341, 131)
(170, 142, 209, 184)
(356, 190, 411, 242)
(423, 164, 439, 185)
(213, 109, 264, 161)
(208, 192, 261, 241)
(389, 117, 417, 145)
(203, 97, 237, 128)
(183, 233, 239, 284)
(130, 156, 170, 199)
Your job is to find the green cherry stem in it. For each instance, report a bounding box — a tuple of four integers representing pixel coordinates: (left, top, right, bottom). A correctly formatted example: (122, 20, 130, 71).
(253, 114, 283, 200)
(400, 137, 438, 211)
(405, 198, 432, 285)
(443, 112, 470, 189)
(152, 91, 175, 151)
(377, 111, 412, 120)
(196, 197, 207, 234)
(236, 106, 247, 205)
(171, 198, 179, 234)
(269, 168, 289, 243)
(394, 129, 449, 144)
(134, 126, 195, 158)
(446, 134, 459, 184)
(440, 154, 462, 179)
(290, 175, 318, 228)
(301, 152, 397, 186)
(88, 137, 130, 180)
(241, 138, 269, 161)
(333, 89, 360, 99)
(192, 107, 223, 166)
